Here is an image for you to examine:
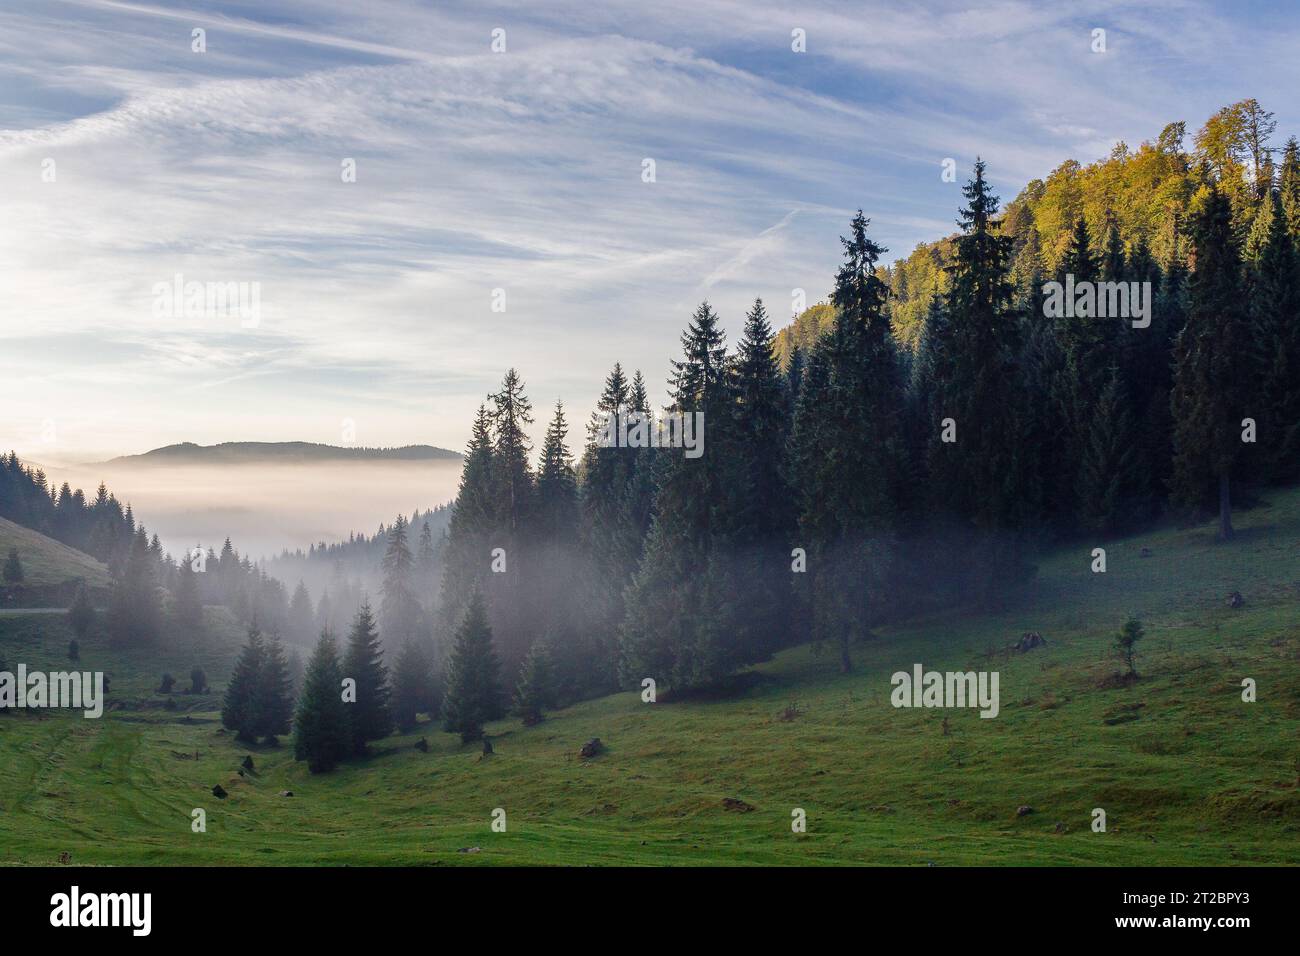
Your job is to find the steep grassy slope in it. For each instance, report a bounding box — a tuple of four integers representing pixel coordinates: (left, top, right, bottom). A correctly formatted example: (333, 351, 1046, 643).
(1, 490, 1297, 866)
(0, 516, 109, 591)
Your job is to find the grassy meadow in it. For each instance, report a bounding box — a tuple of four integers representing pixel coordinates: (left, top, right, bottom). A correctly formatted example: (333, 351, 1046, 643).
(1, 489, 1298, 866)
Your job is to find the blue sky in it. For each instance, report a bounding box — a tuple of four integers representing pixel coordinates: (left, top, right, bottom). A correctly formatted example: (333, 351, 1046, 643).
(2, 0, 1298, 464)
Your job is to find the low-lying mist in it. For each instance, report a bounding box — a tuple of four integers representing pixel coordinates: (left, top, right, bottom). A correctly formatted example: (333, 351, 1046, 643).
(48, 460, 463, 561)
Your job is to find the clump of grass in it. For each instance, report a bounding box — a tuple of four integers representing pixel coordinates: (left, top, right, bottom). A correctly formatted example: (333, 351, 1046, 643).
(1136, 734, 1191, 756)
(1103, 701, 1146, 725)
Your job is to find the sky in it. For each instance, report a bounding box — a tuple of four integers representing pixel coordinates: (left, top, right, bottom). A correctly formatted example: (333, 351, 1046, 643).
(2, 0, 1298, 466)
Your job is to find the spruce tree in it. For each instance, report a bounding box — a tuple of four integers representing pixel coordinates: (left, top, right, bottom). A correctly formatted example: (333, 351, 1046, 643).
(485, 369, 536, 668)
(2, 547, 23, 583)
(513, 636, 555, 725)
(1050, 215, 1120, 530)
(791, 212, 907, 669)
(293, 633, 350, 773)
(1279, 137, 1300, 244)
(68, 580, 95, 640)
(172, 557, 203, 634)
(416, 521, 436, 595)
(380, 515, 419, 645)
(442, 592, 502, 742)
(391, 637, 435, 732)
(621, 301, 742, 688)
(536, 400, 579, 541)
(928, 160, 1035, 597)
(221, 626, 266, 743)
(1245, 192, 1300, 481)
(578, 364, 645, 691)
(1077, 369, 1145, 535)
(342, 602, 391, 753)
(288, 580, 314, 643)
(255, 634, 294, 743)
(439, 405, 496, 632)
(727, 298, 795, 656)
(106, 528, 162, 647)
(1171, 187, 1252, 538)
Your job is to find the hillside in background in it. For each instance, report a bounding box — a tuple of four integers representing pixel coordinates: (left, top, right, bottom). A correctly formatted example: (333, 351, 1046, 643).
(99, 441, 461, 466)
(2, 485, 1297, 865)
(0, 515, 110, 608)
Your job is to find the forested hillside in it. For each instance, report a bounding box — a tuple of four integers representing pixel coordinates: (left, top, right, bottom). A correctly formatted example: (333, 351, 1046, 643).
(425, 96, 1299, 728)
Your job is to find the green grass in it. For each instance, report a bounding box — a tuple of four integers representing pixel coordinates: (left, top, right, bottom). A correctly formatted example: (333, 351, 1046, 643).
(2, 491, 1299, 866)
(0, 516, 110, 591)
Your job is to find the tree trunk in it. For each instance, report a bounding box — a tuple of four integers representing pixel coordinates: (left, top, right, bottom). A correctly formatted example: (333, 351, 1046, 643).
(1219, 470, 1234, 541)
(839, 632, 852, 673)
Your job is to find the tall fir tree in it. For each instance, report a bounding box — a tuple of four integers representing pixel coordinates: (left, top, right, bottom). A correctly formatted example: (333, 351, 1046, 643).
(293, 632, 350, 773)
(439, 405, 496, 633)
(391, 637, 436, 732)
(925, 160, 1035, 598)
(1171, 186, 1252, 538)
(536, 400, 579, 540)
(726, 298, 795, 656)
(1245, 192, 1300, 481)
(621, 301, 743, 689)
(256, 634, 294, 743)
(172, 555, 203, 634)
(3, 547, 23, 583)
(442, 592, 502, 742)
(1077, 369, 1145, 535)
(221, 626, 266, 743)
(485, 369, 536, 669)
(342, 602, 392, 753)
(578, 364, 649, 692)
(288, 580, 314, 643)
(513, 636, 555, 725)
(68, 580, 95, 640)
(380, 514, 420, 645)
(791, 212, 907, 669)
(106, 527, 162, 647)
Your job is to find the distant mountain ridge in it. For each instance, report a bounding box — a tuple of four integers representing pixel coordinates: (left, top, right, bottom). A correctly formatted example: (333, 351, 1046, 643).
(98, 441, 462, 466)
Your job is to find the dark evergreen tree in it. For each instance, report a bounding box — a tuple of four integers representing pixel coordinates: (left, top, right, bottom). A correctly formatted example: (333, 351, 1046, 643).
(442, 592, 502, 742)
(484, 368, 536, 670)
(536, 400, 579, 540)
(379, 514, 419, 645)
(172, 556, 203, 634)
(1245, 192, 1300, 481)
(1077, 369, 1145, 535)
(2, 547, 23, 583)
(221, 627, 266, 743)
(791, 212, 908, 670)
(577, 363, 649, 692)
(1280, 137, 1300, 244)
(288, 580, 314, 643)
(621, 301, 743, 688)
(1171, 187, 1252, 538)
(342, 602, 391, 753)
(256, 635, 294, 743)
(391, 637, 435, 732)
(439, 405, 496, 632)
(68, 580, 95, 640)
(513, 636, 555, 725)
(727, 298, 796, 656)
(106, 528, 162, 647)
(293, 632, 350, 773)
